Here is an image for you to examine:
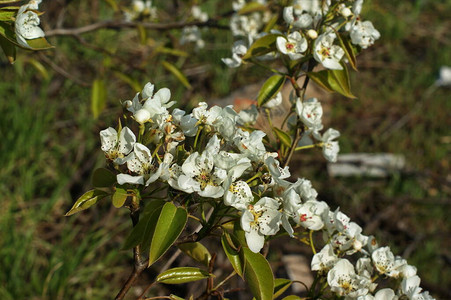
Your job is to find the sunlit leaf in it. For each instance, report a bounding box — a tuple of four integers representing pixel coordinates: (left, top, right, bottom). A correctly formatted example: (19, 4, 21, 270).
(162, 60, 192, 89)
(91, 78, 107, 119)
(281, 296, 302, 300)
(178, 242, 212, 267)
(307, 65, 356, 99)
(242, 34, 279, 60)
(241, 247, 274, 300)
(113, 71, 142, 92)
(26, 57, 49, 80)
(221, 232, 243, 278)
(156, 267, 212, 284)
(257, 74, 285, 107)
(273, 278, 292, 298)
(148, 202, 187, 266)
(169, 295, 185, 300)
(25, 37, 54, 50)
(112, 186, 128, 208)
(238, 2, 266, 15)
(65, 189, 109, 216)
(337, 33, 357, 71)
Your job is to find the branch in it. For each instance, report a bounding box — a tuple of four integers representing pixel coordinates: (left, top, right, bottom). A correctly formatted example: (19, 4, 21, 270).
(46, 19, 229, 37)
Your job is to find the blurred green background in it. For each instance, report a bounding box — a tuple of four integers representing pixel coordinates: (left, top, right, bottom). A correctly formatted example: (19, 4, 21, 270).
(0, 0, 450, 299)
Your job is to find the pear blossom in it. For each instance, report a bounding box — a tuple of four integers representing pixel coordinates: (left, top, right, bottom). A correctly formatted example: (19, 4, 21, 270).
(311, 244, 338, 273)
(237, 105, 258, 125)
(277, 188, 302, 236)
(327, 259, 370, 298)
(292, 178, 318, 201)
(314, 128, 340, 162)
(224, 180, 253, 210)
(234, 129, 268, 162)
(241, 197, 281, 253)
(276, 32, 308, 60)
(283, 6, 313, 29)
(172, 109, 198, 137)
(313, 33, 344, 70)
(15, 0, 45, 48)
(357, 288, 397, 300)
(296, 97, 323, 131)
(350, 20, 381, 49)
(296, 200, 328, 230)
(222, 40, 248, 68)
(100, 127, 136, 164)
(263, 92, 282, 108)
(117, 143, 161, 186)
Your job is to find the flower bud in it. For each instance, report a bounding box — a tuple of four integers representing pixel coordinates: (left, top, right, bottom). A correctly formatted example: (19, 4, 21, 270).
(123, 100, 133, 109)
(307, 29, 318, 40)
(134, 108, 151, 124)
(340, 7, 352, 18)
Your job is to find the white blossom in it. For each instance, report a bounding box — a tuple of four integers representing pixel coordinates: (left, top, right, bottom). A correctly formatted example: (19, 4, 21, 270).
(350, 20, 381, 49)
(276, 32, 308, 60)
(313, 33, 344, 70)
(100, 127, 136, 164)
(296, 97, 323, 131)
(15, 0, 45, 48)
(311, 244, 338, 273)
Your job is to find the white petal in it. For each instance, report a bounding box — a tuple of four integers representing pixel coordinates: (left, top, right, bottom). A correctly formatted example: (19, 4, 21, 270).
(117, 174, 144, 185)
(134, 109, 151, 123)
(118, 127, 136, 155)
(100, 127, 117, 152)
(245, 229, 265, 253)
(141, 82, 154, 99)
(133, 143, 152, 164)
(154, 87, 171, 104)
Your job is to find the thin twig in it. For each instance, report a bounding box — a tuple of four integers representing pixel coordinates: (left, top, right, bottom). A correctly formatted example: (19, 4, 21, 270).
(37, 53, 90, 87)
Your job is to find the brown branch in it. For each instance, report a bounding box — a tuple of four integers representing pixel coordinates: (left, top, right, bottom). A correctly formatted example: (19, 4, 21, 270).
(46, 19, 229, 37)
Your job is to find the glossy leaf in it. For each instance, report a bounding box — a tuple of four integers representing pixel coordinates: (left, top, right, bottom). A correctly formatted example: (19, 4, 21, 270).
(156, 267, 211, 284)
(0, 9, 16, 21)
(337, 33, 357, 71)
(307, 65, 356, 99)
(148, 202, 187, 266)
(178, 242, 211, 267)
(257, 74, 285, 107)
(263, 14, 278, 33)
(0, 34, 15, 63)
(25, 37, 54, 50)
(242, 34, 279, 60)
(221, 232, 243, 278)
(272, 127, 292, 148)
(91, 168, 116, 188)
(112, 186, 128, 208)
(273, 278, 292, 298)
(122, 199, 166, 250)
(169, 295, 185, 300)
(241, 247, 274, 300)
(65, 189, 108, 216)
(162, 60, 192, 89)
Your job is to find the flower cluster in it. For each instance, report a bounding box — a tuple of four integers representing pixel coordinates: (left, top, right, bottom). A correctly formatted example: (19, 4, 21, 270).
(14, 0, 46, 48)
(223, 0, 380, 70)
(98, 80, 434, 299)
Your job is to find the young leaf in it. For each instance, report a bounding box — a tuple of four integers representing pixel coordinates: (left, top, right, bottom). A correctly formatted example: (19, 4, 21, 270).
(238, 2, 266, 15)
(65, 189, 109, 216)
(337, 33, 357, 71)
(221, 232, 244, 278)
(241, 247, 274, 300)
(161, 60, 192, 90)
(178, 242, 212, 267)
(122, 199, 166, 250)
(91, 79, 107, 119)
(273, 278, 292, 298)
(0, 9, 16, 21)
(307, 65, 356, 99)
(242, 34, 279, 60)
(272, 127, 292, 148)
(148, 202, 188, 266)
(25, 37, 54, 50)
(281, 296, 302, 300)
(112, 186, 128, 208)
(0, 34, 15, 63)
(91, 168, 117, 188)
(257, 74, 285, 107)
(156, 267, 212, 284)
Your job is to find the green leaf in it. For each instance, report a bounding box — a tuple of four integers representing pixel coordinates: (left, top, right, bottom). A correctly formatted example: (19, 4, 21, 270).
(263, 15, 278, 33)
(169, 295, 185, 300)
(122, 199, 166, 250)
(0, 1, 21, 3)
(148, 202, 188, 266)
(0, 9, 16, 21)
(91, 79, 107, 119)
(257, 74, 285, 107)
(273, 278, 292, 298)
(112, 186, 128, 208)
(241, 247, 274, 300)
(221, 232, 244, 278)
(161, 60, 192, 89)
(178, 242, 211, 267)
(238, 2, 266, 15)
(91, 168, 116, 188)
(25, 37, 54, 50)
(0, 34, 15, 63)
(281, 296, 302, 300)
(102, 0, 119, 11)
(26, 57, 49, 80)
(307, 65, 356, 99)
(156, 267, 212, 284)
(65, 189, 109, 216)
(337, 33, 357, 71)
(242, 34, 279, 61)
(272, 127, 292, 148)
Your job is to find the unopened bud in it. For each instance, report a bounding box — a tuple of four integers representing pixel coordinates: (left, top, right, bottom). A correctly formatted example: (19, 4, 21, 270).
(340, 7, 352, 18)
(307, 29, 318, 40)
(134, 108, 151, 124)
(123, 100, 133, 109)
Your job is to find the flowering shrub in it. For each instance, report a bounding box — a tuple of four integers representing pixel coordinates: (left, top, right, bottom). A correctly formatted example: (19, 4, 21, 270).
(3, 0, 436, 299)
